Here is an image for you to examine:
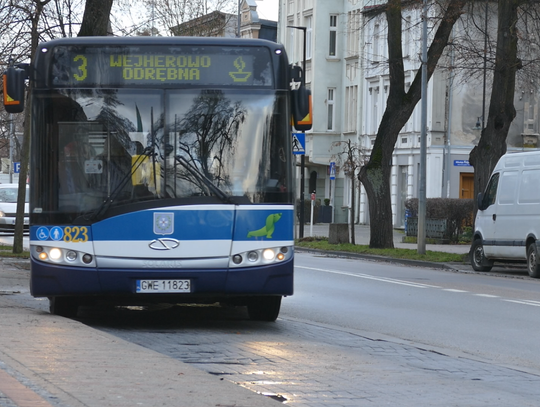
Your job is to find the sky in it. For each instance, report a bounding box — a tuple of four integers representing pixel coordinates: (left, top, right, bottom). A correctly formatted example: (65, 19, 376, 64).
(255, 0, 279, 22)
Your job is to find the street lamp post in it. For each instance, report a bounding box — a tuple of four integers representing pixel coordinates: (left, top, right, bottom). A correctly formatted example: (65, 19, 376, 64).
(237, 0, 241, 38)
(288, 25, 307, 238)
(9, 114, 13, 183)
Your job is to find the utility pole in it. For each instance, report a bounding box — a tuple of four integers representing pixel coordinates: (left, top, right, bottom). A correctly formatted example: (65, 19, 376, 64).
(418, 0, 428, 254)
(9, 114, 13, 183)
(288, 25, 307, 238)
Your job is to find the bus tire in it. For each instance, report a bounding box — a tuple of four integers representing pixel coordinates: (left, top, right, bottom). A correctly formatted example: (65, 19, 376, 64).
(49, 296, 79, 318)
(470, 239, 493, 272)
(247, 296, 282, 322)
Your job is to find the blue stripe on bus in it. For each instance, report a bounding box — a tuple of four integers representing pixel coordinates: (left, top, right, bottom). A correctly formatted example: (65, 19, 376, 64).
(31, 208, 293, 242)
(92, 210, 235, 240)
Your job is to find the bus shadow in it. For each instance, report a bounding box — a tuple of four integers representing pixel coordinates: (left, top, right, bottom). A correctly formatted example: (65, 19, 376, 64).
(76, 302, 283, 332)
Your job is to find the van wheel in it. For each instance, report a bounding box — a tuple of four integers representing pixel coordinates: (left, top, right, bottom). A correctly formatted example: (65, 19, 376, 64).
(527, 244, 540, 278)
(247, 296, 282, 322)
(470, 239, 493, 272)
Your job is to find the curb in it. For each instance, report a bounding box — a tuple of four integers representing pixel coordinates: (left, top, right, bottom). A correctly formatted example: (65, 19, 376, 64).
(294, 246, 469, 272)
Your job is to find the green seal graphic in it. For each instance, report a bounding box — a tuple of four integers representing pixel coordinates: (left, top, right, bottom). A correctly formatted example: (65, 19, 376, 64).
(247, 213, 282, 238)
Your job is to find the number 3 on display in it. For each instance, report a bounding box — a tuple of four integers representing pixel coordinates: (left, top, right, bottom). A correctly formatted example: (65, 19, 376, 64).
(73, 55, 88, 81)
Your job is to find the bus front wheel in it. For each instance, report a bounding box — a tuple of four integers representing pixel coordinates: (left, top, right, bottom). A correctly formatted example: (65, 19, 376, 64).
(49, 296, 79, 318)
(247, 296, 282, 322)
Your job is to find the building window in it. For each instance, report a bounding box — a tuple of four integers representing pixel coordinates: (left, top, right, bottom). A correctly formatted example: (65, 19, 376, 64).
(347, 10, 361, 57)
(373, 23, 380, 62)
(369, 84, 379, 134)
(403, 15, 412, 57)
(329, 15, 338, 57)
(327, 88, 335, 131)
(345, 85, 358, 132)
(306, 16, 313, 60)
(288, 19, 295, 62)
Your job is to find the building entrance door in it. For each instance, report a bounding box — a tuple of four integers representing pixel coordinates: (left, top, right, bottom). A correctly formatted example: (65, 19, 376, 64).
(460, 173, 474, 199)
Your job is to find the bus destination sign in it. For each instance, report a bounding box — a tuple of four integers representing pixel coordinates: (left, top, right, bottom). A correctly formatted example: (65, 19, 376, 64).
(51, 45, 273, 88)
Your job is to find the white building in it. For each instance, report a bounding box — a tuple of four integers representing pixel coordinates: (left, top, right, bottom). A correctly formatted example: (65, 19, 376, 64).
(279, 0, 536, 227)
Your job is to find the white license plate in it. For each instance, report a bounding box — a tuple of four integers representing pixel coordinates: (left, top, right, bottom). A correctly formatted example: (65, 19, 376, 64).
(136, 279, 191, 293)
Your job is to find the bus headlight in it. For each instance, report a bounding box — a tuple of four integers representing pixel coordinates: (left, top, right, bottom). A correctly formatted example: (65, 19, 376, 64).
(49, 248, 62, 260)
(229, 246, 292, 267)
(262, 249, 275, 260)
(32, 246, 95, 267)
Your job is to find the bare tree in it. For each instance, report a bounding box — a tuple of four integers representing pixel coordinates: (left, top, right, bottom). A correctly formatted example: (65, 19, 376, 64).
(469, 0, 529, 210)
(331, 139, 366, 245)
(3, 0, 114, 252)
(358, 0, 468, 249)
(78, 0, 113, 36)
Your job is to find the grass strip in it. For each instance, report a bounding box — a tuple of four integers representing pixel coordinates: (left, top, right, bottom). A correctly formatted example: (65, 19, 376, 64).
(296, 238, 468, 263)
(0, 244, 30, 258)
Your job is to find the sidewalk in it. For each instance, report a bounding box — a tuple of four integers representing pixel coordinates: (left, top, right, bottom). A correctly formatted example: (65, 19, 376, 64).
(300, 223, 471, 255)
(0, 260, 280, 407)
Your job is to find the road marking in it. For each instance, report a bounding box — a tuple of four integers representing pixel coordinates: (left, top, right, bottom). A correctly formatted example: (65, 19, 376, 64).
(0, 368, 54, 407)
(296, 266, 441, 289)
(298, 265, 540, 310)
(504, 299, 540, 307)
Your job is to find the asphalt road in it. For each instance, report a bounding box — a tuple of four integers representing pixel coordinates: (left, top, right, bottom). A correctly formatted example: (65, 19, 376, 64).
(288, 252, 540, 372)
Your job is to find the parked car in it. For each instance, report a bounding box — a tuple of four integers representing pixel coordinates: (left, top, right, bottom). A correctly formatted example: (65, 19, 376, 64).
(0, 183, 29, 232)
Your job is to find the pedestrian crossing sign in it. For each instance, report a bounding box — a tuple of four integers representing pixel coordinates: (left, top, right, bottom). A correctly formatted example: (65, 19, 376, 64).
(292, 132, 305, 155)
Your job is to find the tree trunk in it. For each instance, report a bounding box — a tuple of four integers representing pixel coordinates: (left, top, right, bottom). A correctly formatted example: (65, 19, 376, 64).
(469, 0, 521, 214)
(358, 0, 467, 248)
(78, 0, 114, 36)
(13, 0, 49, 254)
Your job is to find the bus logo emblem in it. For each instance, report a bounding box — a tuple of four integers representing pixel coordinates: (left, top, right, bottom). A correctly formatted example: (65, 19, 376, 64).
(154, 212, 174, 235)
(149, 238, 180, 251)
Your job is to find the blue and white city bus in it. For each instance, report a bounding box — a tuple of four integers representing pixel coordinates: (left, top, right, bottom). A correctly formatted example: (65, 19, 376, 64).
(3, 36, 311, 320)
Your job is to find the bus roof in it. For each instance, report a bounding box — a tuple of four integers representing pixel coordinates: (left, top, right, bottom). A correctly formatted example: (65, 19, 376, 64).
(37, 36, 284, 51)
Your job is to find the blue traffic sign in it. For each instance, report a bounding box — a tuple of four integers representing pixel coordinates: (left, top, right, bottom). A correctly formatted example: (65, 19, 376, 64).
(13, 162, 20, 173)
(292, 132, 305, 155)
(329, 162, 336, 180)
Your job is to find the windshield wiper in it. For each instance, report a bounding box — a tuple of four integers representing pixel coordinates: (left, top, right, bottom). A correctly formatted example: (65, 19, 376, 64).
(175, 155, 231, 204)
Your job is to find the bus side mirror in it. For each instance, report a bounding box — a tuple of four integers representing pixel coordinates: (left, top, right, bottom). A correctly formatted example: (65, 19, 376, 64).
(3, 67, 26, 113)
(291, 85, 312, 131)
(290, 65, 312, 131)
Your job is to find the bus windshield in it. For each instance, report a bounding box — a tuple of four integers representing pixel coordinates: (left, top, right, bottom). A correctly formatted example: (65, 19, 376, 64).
(32, 87, 292, 224)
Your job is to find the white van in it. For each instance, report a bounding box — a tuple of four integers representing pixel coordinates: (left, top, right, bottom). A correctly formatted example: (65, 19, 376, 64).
(472, 150, 540, 277)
